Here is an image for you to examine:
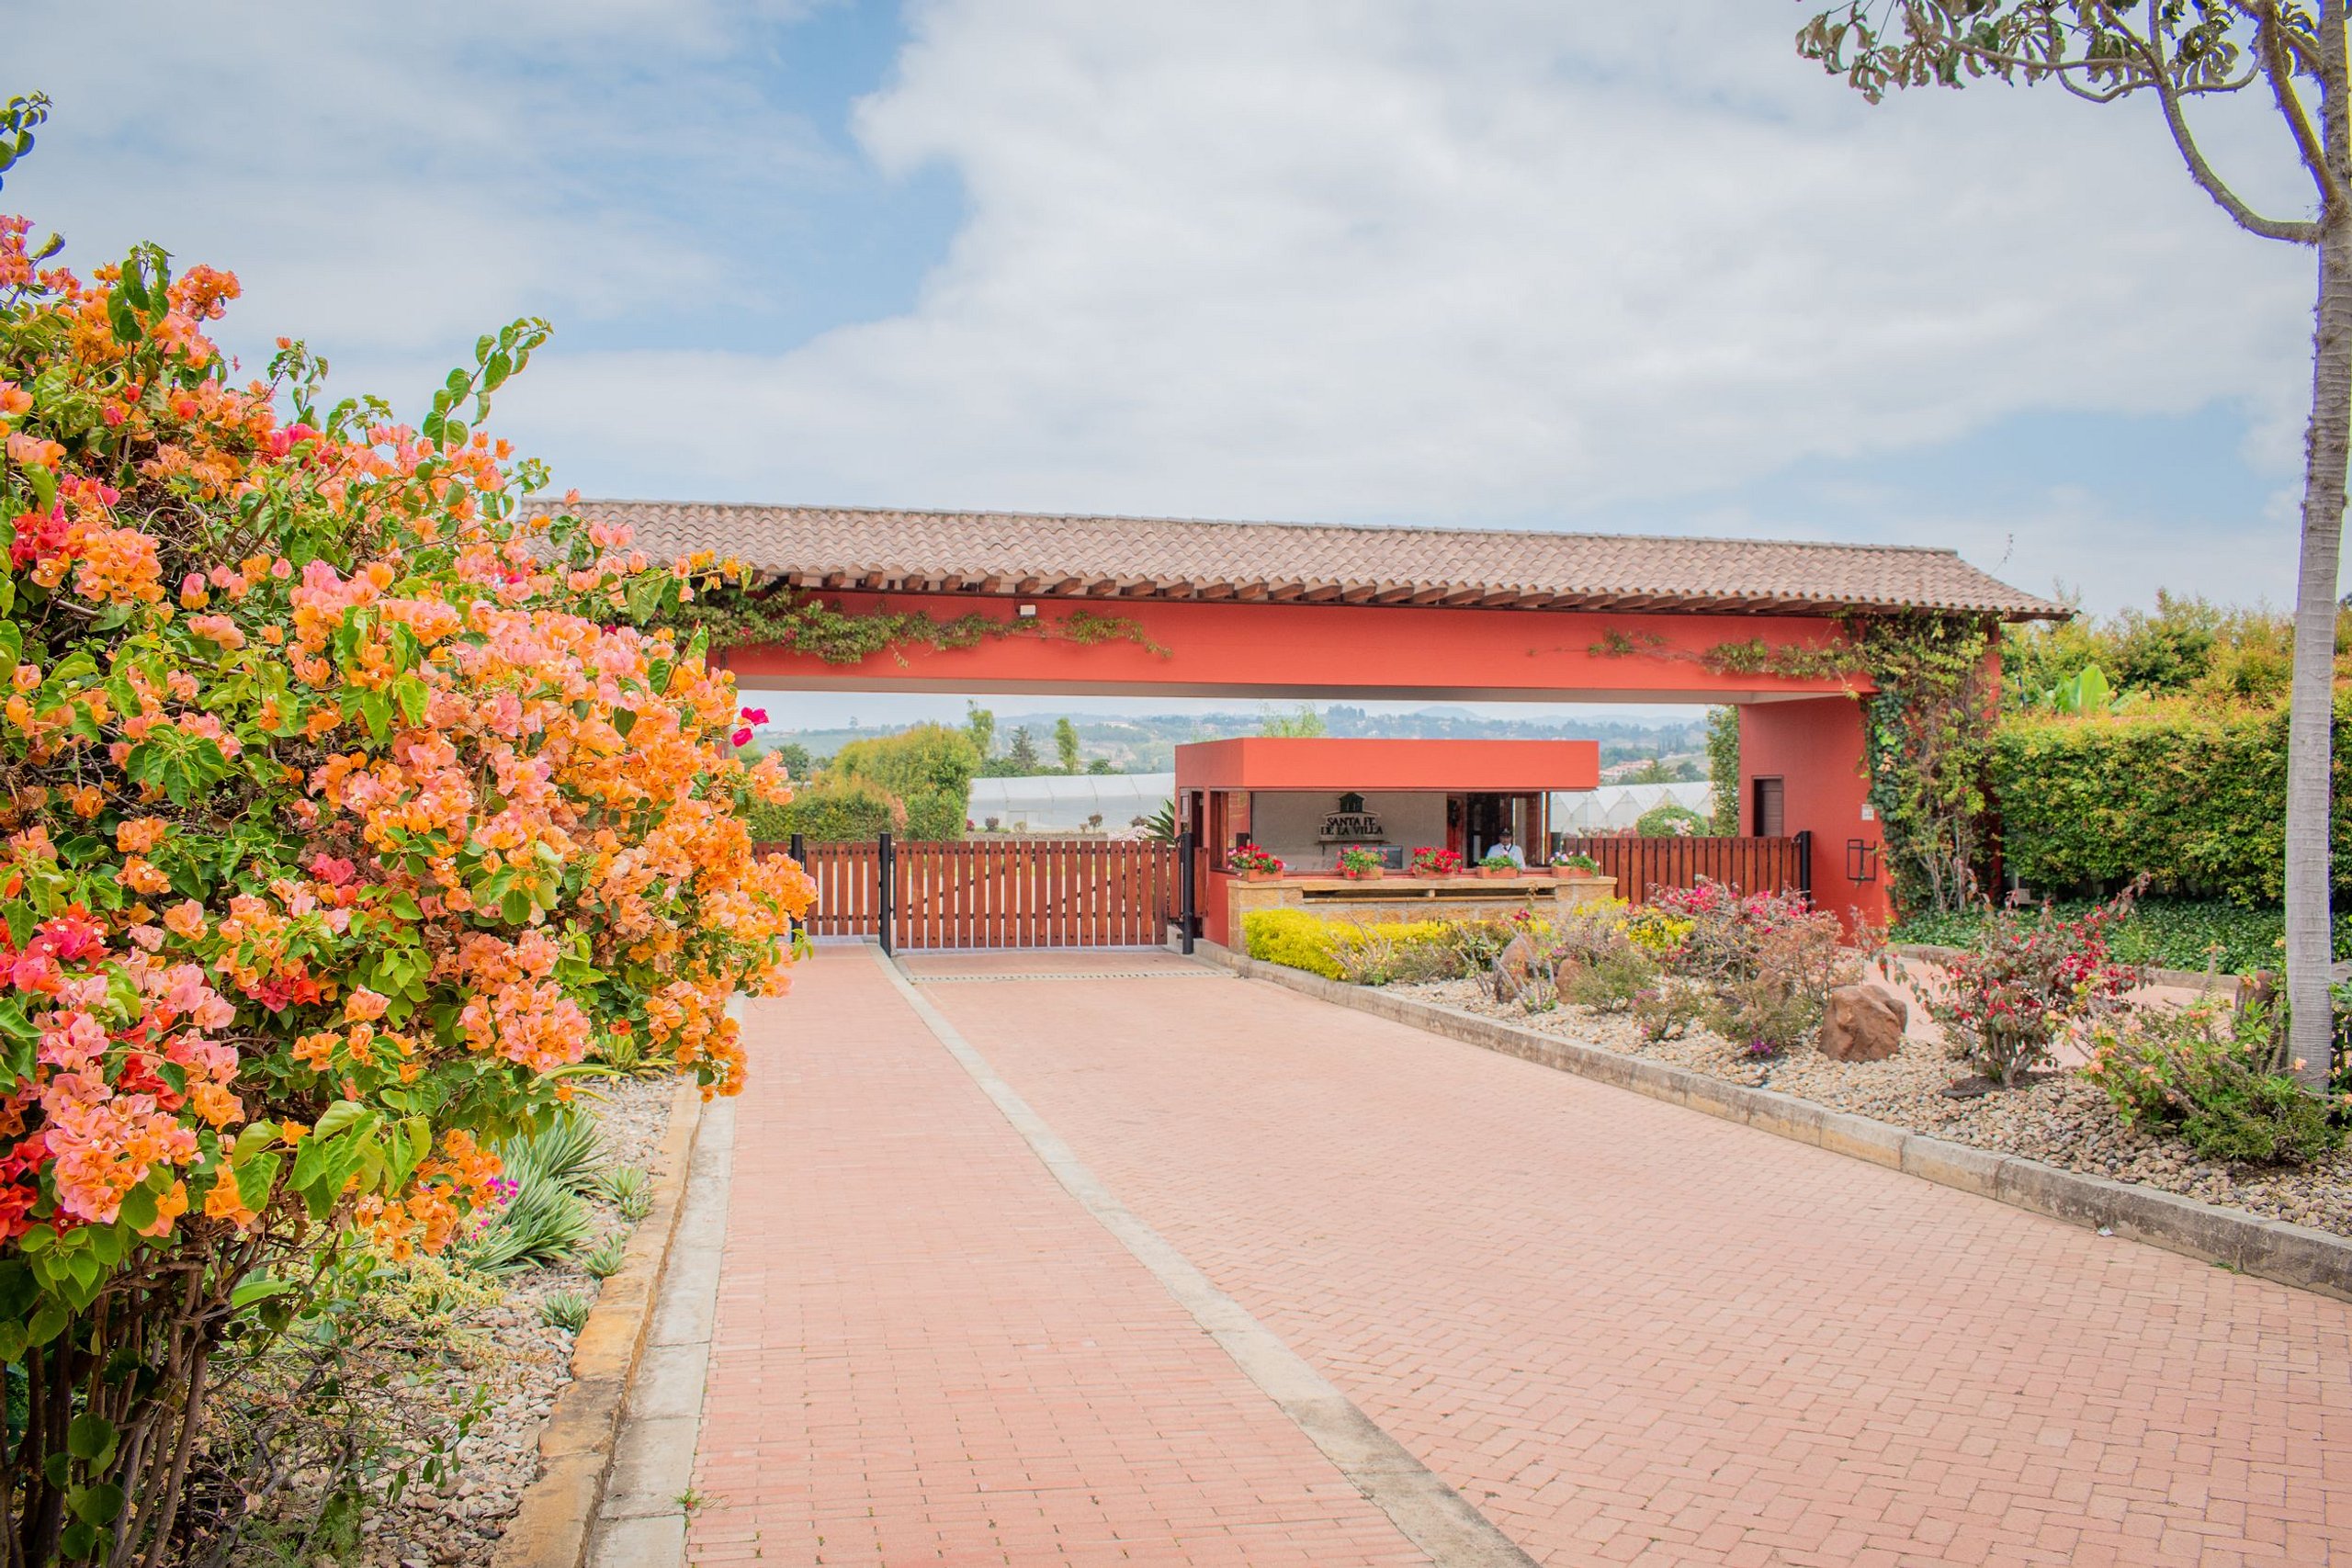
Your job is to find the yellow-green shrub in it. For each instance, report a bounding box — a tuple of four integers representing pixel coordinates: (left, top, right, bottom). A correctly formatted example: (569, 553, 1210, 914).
(1242, 908, 1348, 977)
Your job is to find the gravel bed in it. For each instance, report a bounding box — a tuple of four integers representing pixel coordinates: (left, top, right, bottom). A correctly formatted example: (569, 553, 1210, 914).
(336, 1075, 676, 1568)
(1392, 977, 2352, 1239)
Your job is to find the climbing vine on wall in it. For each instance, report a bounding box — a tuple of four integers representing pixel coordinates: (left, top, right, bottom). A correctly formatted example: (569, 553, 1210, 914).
(1592, 613, 1999, 916)
(1847, 615, 1999, 917)
(662, 580, 1170, 665)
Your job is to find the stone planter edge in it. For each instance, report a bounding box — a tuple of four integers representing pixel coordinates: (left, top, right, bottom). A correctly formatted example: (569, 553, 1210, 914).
(492, 1077, 707, 1568)
(1201, 943, 2352, 1304)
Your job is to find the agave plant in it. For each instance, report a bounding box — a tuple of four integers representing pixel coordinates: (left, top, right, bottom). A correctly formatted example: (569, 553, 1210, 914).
(539, 1292, 594, 1334)
(464, 1181, 595, 1276)
(502, 1110, 607, 1194)
(576, 1233, 628, 1280)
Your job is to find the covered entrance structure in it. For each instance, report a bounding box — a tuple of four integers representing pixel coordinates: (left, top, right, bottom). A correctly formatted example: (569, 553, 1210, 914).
(587, 502, 2064, 934)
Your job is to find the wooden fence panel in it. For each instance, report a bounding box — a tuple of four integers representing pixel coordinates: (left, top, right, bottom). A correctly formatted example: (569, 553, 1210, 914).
(1555, 836, 1806, 906)
(757, 839, 1178, 950)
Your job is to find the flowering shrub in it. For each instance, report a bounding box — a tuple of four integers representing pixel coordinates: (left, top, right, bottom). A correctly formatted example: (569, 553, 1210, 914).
(1228, 844, 1284, 875)
(1646, 880, 1852, 1056)
(1240, 908, 1345, 977)
(1634, 803, 1705, 837)
(1549, 851, 1600, 874)
(1408, 845, 1460, 875)
(0, 193, 813, 1562)
(1544, 907, 1657, 1012)
(1476, 849, 1520, 871)
(1335, 845, 1384, 878)
(2084, 998, 2344, 1165)
(1925, 897, 2140, 1086)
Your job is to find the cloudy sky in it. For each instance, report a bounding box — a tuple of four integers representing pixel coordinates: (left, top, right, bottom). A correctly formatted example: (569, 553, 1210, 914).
(5, 0, 2331, 645)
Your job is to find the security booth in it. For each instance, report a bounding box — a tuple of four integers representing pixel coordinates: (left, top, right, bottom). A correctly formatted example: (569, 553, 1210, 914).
(1173, 738, 1607, 949)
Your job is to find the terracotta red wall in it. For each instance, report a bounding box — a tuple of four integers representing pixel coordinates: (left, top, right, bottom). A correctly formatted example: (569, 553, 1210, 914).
(1174, 738, 1599, 793)
(1738, 697, 1890, 930)
(721, 592, 1867, 703)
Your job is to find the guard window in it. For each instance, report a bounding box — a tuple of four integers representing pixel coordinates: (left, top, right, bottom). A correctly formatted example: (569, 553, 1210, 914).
(1752, 776, 1785, 838)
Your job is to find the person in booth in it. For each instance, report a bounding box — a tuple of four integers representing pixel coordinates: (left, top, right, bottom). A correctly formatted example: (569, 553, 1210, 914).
(1491, 828, 1526, 869)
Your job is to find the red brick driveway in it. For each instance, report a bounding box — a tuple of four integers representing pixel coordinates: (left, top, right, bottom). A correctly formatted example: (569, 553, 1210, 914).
(693, 948, 2352, 1566)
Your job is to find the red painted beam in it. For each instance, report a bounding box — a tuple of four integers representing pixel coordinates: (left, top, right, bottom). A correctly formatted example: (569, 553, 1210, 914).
(717, 592, 1869, 703)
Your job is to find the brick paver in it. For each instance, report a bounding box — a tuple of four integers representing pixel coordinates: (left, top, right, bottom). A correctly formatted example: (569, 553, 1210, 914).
(923, 958, 2352, 1568)
(688, 949, 1429, 1566)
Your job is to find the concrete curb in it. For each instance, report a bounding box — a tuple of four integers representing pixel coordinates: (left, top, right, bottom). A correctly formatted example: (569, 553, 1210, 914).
(492, 1077, 707, 1568)
(1207, 946, 2352, 1305)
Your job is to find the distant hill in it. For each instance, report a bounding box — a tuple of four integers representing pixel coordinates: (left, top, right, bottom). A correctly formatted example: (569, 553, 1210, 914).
(757, 705, 1712, 775)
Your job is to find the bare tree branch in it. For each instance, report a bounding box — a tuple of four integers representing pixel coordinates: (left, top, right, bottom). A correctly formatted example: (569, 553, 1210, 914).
(2146, 47, 2324, 239)
(2250, 1, 2350, 209)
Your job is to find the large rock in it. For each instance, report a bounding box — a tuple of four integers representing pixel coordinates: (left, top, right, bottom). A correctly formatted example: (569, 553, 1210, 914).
(1820, 981, 1907, 1063)
(1490, 931, 1546, 1003)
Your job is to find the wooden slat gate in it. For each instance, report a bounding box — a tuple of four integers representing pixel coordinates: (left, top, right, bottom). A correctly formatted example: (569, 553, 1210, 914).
(762, 839, 1176, 950)
(1554, 833, 1812, 905)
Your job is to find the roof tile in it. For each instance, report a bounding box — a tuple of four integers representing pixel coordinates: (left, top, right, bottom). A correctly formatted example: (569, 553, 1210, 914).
(576, 500, 2068, 620)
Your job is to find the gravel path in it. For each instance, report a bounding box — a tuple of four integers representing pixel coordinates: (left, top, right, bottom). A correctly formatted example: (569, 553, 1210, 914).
(350, 1075, 676, 1568)
(1392, 977, 2352, 1239)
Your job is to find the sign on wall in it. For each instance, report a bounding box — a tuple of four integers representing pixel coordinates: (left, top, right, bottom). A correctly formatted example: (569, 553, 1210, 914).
(1317, 791, 1385, 842)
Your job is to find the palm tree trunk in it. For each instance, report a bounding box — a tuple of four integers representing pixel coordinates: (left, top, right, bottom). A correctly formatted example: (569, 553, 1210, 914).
(2286, 220, 2352, 1092)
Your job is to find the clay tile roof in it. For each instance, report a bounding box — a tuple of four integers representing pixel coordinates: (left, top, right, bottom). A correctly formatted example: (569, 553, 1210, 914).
(575, 500, 2068, 620)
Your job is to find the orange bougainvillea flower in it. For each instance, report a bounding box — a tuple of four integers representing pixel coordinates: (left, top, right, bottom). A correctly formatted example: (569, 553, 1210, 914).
(0, 203, 811, 1363)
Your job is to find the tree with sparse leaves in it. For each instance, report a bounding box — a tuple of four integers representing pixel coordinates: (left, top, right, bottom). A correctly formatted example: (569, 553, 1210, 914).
(1797, 0, 2348, 1090)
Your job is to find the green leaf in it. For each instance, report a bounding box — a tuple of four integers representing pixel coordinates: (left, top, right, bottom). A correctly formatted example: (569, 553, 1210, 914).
(357, 689, 392, 742)
(57, 1519, 96, 1560)
(230, 1275, 295, 1312)
(0, 1321, 28, 1363)
(231, 1152, 282, 1213)
(392, 673, 430, 727)
(118, 1185, 156, 1234)
(312, 1100, 369, 1141)
(231, 1121, 279, 1164)
(68, 1483, 123, 1527)
(66, 1412, 116, 1465)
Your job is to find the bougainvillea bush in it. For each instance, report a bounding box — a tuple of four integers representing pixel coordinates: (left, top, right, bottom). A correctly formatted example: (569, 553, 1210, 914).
(0, 194, 812, 1562)
(1921, 897, 2140, 1087)
(1635, 880, 1852, 1055)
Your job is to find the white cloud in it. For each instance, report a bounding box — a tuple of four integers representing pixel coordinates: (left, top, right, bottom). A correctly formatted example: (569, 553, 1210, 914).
(6, 0, 832, 355)
(8, 0, 2333, 609)
(493, 0, 2324, 611)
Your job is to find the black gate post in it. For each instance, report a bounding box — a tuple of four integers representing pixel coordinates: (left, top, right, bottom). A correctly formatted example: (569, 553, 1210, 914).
(786, 832, 807, 942)
(1176, 830, 1196, 955)
(876, 832, 896, 956)
(1793, 829, 1814, 903)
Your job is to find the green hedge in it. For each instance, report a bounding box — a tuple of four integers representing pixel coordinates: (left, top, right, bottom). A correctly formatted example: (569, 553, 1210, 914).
(1991, 692, 2352, 905)
(745, 779, 900, 843)
(1892, 897, 2352, 976)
